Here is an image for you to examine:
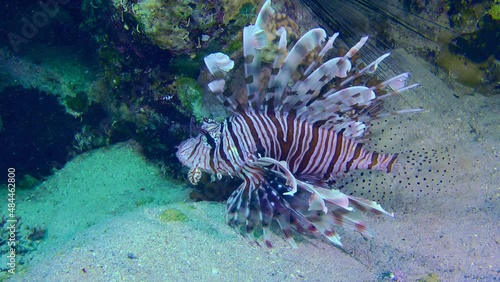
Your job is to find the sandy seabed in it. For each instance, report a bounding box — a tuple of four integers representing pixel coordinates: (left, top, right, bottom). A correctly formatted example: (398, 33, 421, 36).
(3, 49, 499, 281)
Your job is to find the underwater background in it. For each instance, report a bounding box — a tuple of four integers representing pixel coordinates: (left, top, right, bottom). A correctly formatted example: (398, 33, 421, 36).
(0, 0, 499, 281)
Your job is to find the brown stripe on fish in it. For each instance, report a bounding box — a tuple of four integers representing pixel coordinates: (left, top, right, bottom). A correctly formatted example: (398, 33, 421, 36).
(368, 152, 379, 170)
(346, 143, 364, 171)
(324, 129, 346, 179)
(387, 154, 398, 173)
(296, 123, 321, 172)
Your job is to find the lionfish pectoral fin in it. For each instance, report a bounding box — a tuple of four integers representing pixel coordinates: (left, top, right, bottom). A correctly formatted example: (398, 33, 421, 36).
(347, 195, 395, 218)
(187, 166, 201, 185)
(210, 173, 223, 182)
(294, 179, 352, 213)
(290, 178, 387, 242)
(225, 175, 278, 247)
(314, 187, 353, 211)
(253, 157, 298, 195)
(308, 192, 328, 213)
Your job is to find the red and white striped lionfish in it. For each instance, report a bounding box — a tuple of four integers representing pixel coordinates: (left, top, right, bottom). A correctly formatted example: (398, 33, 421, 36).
(176, 0, 422, 248)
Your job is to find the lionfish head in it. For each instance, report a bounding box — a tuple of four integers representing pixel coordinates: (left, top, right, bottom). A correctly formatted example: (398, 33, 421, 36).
(176, 135, 207, 168)
(176, 118, 221, 183)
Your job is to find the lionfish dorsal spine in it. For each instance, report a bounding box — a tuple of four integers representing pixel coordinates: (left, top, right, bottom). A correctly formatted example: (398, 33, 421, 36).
(278, 33, 339, 112)
(242, 0, 275, 111)
(282, 56, 346, 112)
(255, 0, 274, 28)
(272, 28, 327, 111)
(278, 36, 372, 114)
(339, 53, 391, 87)
(243, 25, 267, 110)
(302, 33, 338, 77)
(204, 52, 244, 113)
(263, 27, 288, 113)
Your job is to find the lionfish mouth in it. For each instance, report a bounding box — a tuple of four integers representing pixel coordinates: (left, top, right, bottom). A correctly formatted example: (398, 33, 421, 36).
(176, 0, 423, 248)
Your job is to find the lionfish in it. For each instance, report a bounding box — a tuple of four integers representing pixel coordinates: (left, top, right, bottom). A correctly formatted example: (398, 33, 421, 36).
(176, 0, 422, 248)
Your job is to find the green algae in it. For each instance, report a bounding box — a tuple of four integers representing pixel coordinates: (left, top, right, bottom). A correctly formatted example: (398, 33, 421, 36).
(135, 196, 155, 207)
(159, 208, 189, 222)
(223, 37, 243, 55)
(488, 1, 500, 20)
(64, 92, 89, 115)
(17, 175, 40, 190)
(417, 273, 440, 282)
(174, 77, 204, 121)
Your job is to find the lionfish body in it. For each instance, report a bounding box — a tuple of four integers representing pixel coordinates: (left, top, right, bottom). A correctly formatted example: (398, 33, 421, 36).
(176, 0, 421, 248)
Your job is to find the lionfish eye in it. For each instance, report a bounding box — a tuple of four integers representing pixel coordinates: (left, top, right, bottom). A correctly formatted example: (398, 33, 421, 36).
(203, 132, 216, 148)
(200, 129, 216, 148)
(203, 116, 215, 123)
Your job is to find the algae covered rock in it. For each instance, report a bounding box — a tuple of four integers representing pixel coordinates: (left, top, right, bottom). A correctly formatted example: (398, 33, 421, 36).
(132, 0, 193, 52)
(118, 0, 264, 55)
(488, 0, 500, 20)
(0, 47, 98, 117)
(173, 77, 204, 121)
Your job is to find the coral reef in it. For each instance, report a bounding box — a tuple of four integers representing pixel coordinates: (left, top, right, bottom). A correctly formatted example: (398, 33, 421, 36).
(259, 9, 300, 62)
(448, 2, 499, 61)
(107, 0, 264, 55)
(0, 47, 99, 117)
(436, 49, 487, 88)
(131, 0, 193, 52)
(440, 1, 499, 94)
(221, 0, 266, 25)
(0, 0, 275, 183)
